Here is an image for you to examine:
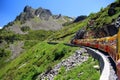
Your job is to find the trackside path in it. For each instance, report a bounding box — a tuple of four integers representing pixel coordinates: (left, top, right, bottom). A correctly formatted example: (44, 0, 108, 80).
(87, 47, 117, 80)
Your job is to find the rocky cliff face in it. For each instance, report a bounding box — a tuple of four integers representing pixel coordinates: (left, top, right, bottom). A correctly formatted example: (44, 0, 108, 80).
(4, 6, 74, 34)
(74, 2, 120, 39)
(16, 6, 35, 22)
(16, 6, 52, 22)
(35, 7, 52, 20)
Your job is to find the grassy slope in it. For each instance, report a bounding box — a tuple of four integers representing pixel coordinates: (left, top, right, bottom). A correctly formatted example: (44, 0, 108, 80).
(0, 20, 101, 79)
(47, 18, 89, 43)
(50, 1, 120, 41)
(0, 19, 101, 80)
(0, 42, 80, 80)
(54, 57, 100, 80)
(0, 42, 100, 80)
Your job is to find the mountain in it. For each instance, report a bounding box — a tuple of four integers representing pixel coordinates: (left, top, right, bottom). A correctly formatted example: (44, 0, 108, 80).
(4, 6, 74, 34)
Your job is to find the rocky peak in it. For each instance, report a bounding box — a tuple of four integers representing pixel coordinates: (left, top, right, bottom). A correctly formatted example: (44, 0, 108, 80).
(15, 6, 35, 22)
(35, 7, 43, 16)
(24, 6, 33, 12)
(23, 5, 35, 16)
(15, 6, 53, 21)
(53, 14, 62, 19)
(35, 7, 52, 20)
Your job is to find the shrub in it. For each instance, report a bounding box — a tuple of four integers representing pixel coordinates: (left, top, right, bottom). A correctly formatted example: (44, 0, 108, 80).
(0, 48, 10, 57)
(24, 30, 53, 40)
(23, 40, 39, 50)
(54, 48, 66, 60)
(21, 26, 30, 32)
(116, 0, 120, 3)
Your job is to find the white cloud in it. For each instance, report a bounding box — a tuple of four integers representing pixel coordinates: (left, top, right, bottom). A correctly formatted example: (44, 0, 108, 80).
(0, 27, 2, 29)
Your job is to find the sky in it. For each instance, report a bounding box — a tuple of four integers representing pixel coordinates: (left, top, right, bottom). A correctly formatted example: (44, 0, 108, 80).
(0, 0, 115, 27)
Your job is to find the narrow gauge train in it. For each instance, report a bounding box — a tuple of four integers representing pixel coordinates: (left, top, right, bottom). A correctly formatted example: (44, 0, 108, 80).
(71, 34, 118, 61)
(71, 34, 120, 79)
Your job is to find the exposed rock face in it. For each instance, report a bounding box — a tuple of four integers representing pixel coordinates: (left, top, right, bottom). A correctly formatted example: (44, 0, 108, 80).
(85, 24, 118, 38)
(104, 24, 118, 36)
(35, 7, 52, 20)
(9, 41, 24, 60)
(74, 29, 86, 39)
(108, 2, 120, 16)
(16, 6, 35, 22)
(4, 6, 73, 34)
(53, 14, 62, 19)
(24, 6, 34, 12)
(7, 25, 24, 34)
(108, 7, 116, 16)
(94, 20, 119, 38)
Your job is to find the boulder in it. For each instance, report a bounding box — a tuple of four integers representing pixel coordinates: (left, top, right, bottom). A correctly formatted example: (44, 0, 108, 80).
(105, 24, 118, 36)
(74, 29, 86, 39)
(108, 3, 116, 16)
(108, 7, 116, 16)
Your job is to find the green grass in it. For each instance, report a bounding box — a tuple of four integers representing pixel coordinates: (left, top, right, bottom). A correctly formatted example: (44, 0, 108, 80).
(14, 20, 21, 26)
(54, 57, 100, 80)
(0, 48, 11, 68)
(32, 16, 41, 23)
(22, 40, 40, 50)
(0, 42, 80, 80)
(24, 30, 54, 40)
(48, 19, 88, 43)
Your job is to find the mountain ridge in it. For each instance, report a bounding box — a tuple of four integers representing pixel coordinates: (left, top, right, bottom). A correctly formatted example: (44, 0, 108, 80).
(4, 5, 74, 34)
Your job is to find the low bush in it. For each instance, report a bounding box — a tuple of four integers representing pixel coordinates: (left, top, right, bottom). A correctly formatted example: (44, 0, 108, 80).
(21, 26, 30, 32)
(0, 48, 10, 58)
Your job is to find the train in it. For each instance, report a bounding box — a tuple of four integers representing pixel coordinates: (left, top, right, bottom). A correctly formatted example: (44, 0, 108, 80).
(71, 34, 120, 79)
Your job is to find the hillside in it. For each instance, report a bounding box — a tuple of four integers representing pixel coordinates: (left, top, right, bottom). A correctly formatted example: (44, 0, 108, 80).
(0, 0, 120, 80)
(48, 1, 120, 42)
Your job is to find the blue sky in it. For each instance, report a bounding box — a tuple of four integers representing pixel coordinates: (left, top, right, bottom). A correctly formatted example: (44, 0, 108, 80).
(0, 0, 115, 27)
